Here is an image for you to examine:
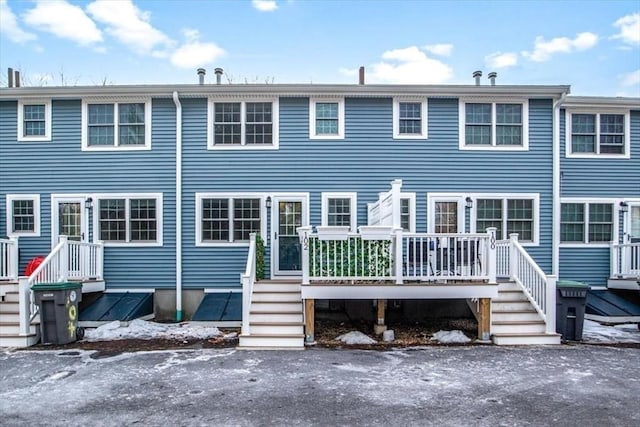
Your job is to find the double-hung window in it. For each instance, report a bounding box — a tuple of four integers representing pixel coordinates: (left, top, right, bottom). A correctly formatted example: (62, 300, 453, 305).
(309, 98, 345, 139)
(566, 111, 630, 157)
(560, 201, 615, 244)
(82, 100, 151, 150)
(393, 98, 428, 139)
(17, 100, 51, 141)
(197, 194, 265, 245)
(96, 194, 162, 245)
(208, 99, 279, 149)
(459, 100, 528, 150)
(322, 192, 357, 232)
(471, 194, 538, 244)
(5, 194, 40, 237)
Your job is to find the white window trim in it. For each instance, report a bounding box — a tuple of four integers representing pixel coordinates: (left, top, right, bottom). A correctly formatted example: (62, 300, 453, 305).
(321, 192, 358, 232)
(565, 109, 631, 159)
(195, 193, 267, 247)
(393, 98, 428, 139)
(427, 193, 466, 234)
(17, 100, 52, 142)
(399, 192, 417, 233)
(81, 99, 152, 151)
(458, 98, 529, 151)
(91, 193, 163, 247)
(560, 197, 620, 247)
(468, 193, 540, 246)
(207, 98, 280, 150)
(309, 97, 345, 140)
(6, 194, 40, 237)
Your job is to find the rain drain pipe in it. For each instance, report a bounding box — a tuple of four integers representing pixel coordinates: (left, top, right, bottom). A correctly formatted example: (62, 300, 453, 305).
(173, 91, 183, 322)
(552, 90, 568, 277)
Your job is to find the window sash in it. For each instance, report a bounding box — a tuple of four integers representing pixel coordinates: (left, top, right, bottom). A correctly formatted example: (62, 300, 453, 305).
(327, 198, 352, 227)
(201, 198, 261, 243)
(465, 103, 523, 147)
(23, 105, 46, 136)
(560, 202, 613, 243)
(315, 103, 339, 135)
(87, 103, 146, 147)
(213, 102, 274, 146)
(570, 113, 625, 155)
(398, 102, 422, 135)
(98, 198, 159, 243)
(12, 200, 35, 232)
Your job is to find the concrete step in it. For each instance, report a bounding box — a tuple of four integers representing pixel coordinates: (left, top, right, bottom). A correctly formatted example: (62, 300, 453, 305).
(0, 282, 19, 296)
(0, 333, 40, 348)
(492, 333, 561, 346)
(250, 301, 303, 312)
(252, 291, 302, 303)
(253, 283, 301, 293)
(0, 311, 21, 323)
(249, 322, 304, 335)
(0, 322, 39, 335)
(492, 320, 546, 334)
(238, 334, 305, 349)
(492, 309, 542, 322)
(497, 282, 523, 291)
(249, 312, 303, 323)
(492, 300, 535, 311)
(2, 292, 19, 303)
(495, 290, 528, 302)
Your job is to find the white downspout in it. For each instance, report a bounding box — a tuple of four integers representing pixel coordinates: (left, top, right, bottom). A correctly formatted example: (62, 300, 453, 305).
(172, 91, 183, 322)
(552, 91, 568, 277)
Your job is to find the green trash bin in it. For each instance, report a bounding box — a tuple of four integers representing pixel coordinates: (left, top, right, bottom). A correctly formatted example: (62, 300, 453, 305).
(32, 282, 83, 345)
(556, 280, 590, 341)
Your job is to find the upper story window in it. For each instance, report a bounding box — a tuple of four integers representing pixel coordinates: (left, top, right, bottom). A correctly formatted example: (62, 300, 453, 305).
(196, 193, 266, 246)
(560, 201, 615, 245)
(208, 99, 279, 150)
(470, 194, 539, 244)
(309, 98, 345, 139)
(459, 99, 529, 151)
(81, 100, 151, 151)
(95, 194, 162, 246)
(393, 98, 428, 139)
(566, 111, 630, 158)
(5, 194, 40, 237)
(322, 192, 357, 232)
(17, 100, 51, 142)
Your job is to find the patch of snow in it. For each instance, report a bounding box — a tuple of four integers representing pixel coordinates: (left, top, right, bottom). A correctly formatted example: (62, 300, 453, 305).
(431, 330, 471, 344)
(581, 320, 640, 344)
(84, 319, 222, 342)
(335, 331, 377, 345)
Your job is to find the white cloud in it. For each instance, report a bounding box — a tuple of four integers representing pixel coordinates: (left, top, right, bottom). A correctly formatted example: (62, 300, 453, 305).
(424, 43, 453, 57)
(485, 51, 518, 69)
(252, 0, 278, 12)
(522, 32, 598, 62)
(341, 46, 452, 84)
(612, 13, 640, 46)
(170, 29, 225, 69)
(0, 0, 36, 43)
(621, 69, 640, 87)
(23, 0, 101, 46)
(87, 0, 173, 56)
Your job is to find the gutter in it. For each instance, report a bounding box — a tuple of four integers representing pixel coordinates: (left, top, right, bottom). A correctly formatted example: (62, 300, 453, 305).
(552, 90, 569, 277)
(172, 91, 183, 322)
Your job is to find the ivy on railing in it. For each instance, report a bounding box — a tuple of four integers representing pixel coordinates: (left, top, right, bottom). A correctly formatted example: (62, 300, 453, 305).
(255, 233, 265, 280)
(309, 236, 392, 278)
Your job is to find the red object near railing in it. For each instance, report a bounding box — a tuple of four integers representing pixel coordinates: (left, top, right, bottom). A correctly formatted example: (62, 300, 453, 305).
(24, 256, 45, 276)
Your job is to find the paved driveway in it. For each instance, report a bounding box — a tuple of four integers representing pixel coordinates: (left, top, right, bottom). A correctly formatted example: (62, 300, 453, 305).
(1, 345, 639, 426)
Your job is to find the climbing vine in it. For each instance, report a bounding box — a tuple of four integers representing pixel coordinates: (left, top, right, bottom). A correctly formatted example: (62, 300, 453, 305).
(309, 237, 392, 278)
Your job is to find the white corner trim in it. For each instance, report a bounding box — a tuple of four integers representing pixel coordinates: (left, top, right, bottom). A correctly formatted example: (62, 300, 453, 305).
(458, 98, 529, 151)
(17, 100, 52, 142)
(392, 98, 428, 139)
(6, 194, 41, 237)
(81, 98, 152, 151)
(309, 97, 345, 139)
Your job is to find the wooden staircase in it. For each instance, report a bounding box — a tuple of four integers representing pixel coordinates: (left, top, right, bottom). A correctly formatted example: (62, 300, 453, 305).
(0, 281, 39, 347)
(238, 280, 305, 349)
(491, 281, 560, 345)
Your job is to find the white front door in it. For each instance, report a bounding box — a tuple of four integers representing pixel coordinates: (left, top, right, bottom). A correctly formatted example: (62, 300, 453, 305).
(627, 203, 640, 243)
(52, 197, 89, 277)
(271, 195, 308, 276)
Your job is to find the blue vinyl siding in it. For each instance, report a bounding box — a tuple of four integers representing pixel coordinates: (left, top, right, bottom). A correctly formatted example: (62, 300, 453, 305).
(559, 248, 610, 287)
(0, 99, 176, 289)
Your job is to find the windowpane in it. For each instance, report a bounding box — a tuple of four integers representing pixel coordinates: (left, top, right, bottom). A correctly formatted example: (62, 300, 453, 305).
(12, 200, 35, 232)
(399, 102, 421, 134)
(129, 199, 157, 241)
(118, 103, 145, 146)
(202, 199, 229, 241)
(560, 203, 584, 242)
(88, 104, 115, 146)
(315, 103, 339, 135)
(233, 199, 261, 241)
(246, 102, 273, 144)
(465, 125, 491, 145)
(507, 199, 533, 241)
(588, 203, 613, 242)
(477, 199, 502, 237)
(99, 199, 126, 241)
(599, 114, 624, 154)
(327, 198, 352, 227)
(571, 114, 596, 153)
(496, 104, 522, 124)
(214, 103, 241, 145)
(466, 104, 491, 124)
(434, 202, 458, 233)
(23, 105, 46, 136)
(400, 198, 410, 231)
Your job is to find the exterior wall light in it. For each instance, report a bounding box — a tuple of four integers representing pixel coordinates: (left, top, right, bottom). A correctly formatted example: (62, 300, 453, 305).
(85, 197, 93, 210)
(465, 197, 473, 209)
(620, 201, 628, 213)
(266, 196, 272, 209)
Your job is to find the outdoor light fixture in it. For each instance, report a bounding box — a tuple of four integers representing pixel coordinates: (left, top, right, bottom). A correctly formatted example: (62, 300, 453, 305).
(84, 197, 93, 210)
(266, 196, 272, 209)
(465, 197, 473, 209)
(620, 201, 628, 213)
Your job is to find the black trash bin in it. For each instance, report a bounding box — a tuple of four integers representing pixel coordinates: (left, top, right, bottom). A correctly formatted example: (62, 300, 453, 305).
(32, 282, 83, 345)
(556, 280, 590, 341)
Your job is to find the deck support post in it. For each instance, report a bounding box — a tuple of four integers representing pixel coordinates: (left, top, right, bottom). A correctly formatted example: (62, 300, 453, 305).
(478, 298, 491, 341)
(374, 299, 387, 335)
(304, 299, 315, 344)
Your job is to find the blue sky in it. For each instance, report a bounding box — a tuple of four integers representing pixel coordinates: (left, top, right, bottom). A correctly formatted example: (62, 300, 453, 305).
(1, 0, 639, 96)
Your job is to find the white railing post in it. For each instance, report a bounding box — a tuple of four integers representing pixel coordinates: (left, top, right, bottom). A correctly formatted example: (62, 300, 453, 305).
(96, 241, 104, 280)
(509, 233, 519, 281)
(394, 228, 403, 285)
(9, 237, 19, 280)
(298, 226, 312, 285)
(390, 179, 402, 230)
(610, 242, 618, 278)
(59, 235, 69, 282)
(18, 276, 30, 336)
(545, 274, 557, 334)
(487, 227, 497, 283)
(241, 233, 256, 337)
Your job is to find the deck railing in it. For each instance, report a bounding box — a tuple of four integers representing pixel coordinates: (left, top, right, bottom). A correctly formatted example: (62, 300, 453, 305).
(0, 237, 19, 282)
(240, 234, 257, 336)
(610, 242, 640, 278)
(496, 240, 510, 278)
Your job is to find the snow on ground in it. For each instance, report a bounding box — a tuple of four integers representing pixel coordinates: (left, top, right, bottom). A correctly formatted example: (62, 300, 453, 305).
(431, 330, 471, 344)
(84, 319, 223, 341)
(335, 331, 377, 345)
(581, 320, 640, 344)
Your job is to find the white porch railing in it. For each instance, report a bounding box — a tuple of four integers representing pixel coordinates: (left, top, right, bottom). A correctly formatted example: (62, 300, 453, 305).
(507, 234, 556, 334)
(0, 237, 19, 281)
(496, 240, 510, 278)
(610, 242, 640, 278)
(240, 233, 257, 336)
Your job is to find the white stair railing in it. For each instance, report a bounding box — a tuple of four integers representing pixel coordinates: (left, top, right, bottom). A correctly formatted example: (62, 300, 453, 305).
(508, 234, 556, 334)
(0, 237, 19, 282)
(610, 242, 640, 278)
(240, 234, 257, 336)
(495, 240, 510, 278)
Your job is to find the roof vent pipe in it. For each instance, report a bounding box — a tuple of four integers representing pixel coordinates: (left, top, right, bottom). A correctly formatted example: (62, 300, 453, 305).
(473, 70, 482, 86)
(197, 68, 206, 85)
(14, 70, 21, 87)
(214, 67, 223, 85)
(358, 66, 365, 85)
(8, 68, 14, 88)
(488, 72, 497, 86)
